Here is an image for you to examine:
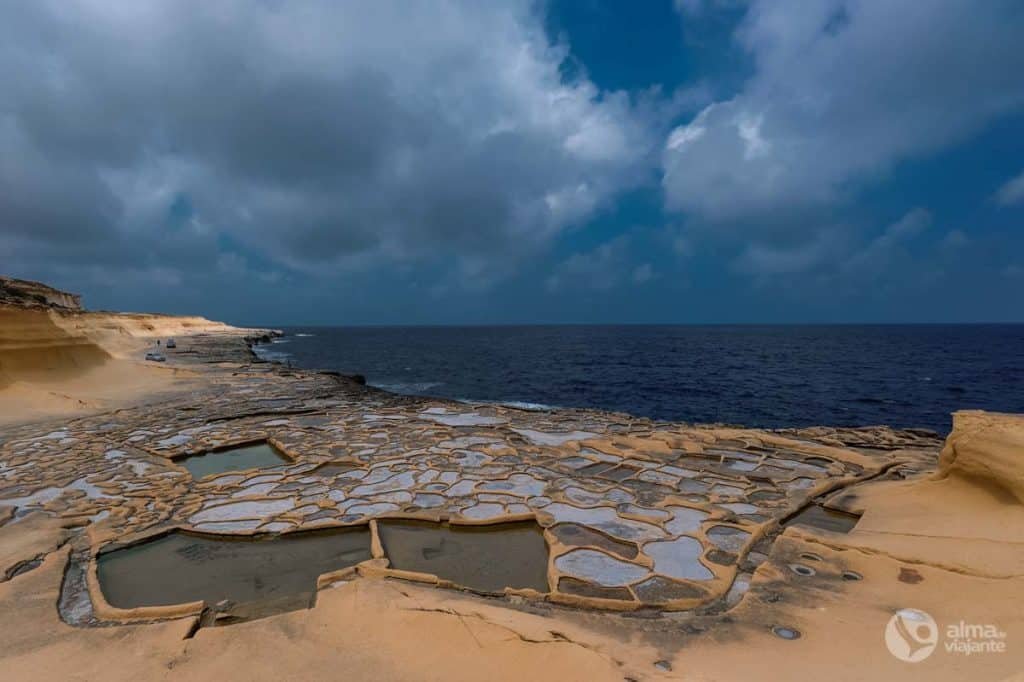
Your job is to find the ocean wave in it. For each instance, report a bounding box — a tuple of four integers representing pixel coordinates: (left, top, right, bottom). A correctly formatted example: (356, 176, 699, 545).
(370, 381, 443, 394)
(458, 398, 555, 411)
(252, 345, 292, 362)
(294, 333, 315, 337)
(497, 400, 554, 411)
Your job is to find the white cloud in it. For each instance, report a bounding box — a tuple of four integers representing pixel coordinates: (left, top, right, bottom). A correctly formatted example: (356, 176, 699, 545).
(995, 170, 1024, 206)
(664, 0, 1024, 223)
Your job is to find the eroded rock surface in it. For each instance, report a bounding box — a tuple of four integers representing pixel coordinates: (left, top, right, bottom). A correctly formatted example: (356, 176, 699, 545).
(0, 333, 942, 616)
(8, 330, 1024, 680)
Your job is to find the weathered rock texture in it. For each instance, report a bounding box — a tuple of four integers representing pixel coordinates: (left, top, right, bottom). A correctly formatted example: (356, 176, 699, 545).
(3, 357, 942, 614)
(0, 276, 81, 310)
(937, 410, 1024, 503)
(0, 300, 1021, 679)
(0, 273, 276, 424)
(0, 306, 110, 389)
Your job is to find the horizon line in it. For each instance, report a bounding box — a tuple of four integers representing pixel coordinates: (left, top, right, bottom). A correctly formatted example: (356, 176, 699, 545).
(242, 321, 1024, 329)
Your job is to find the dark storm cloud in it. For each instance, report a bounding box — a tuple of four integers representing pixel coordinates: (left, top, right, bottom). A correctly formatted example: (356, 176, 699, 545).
(0, 1, 657, 286)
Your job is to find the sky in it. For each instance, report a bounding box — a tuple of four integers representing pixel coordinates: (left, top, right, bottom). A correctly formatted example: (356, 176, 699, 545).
(1, 0, 1023, 325)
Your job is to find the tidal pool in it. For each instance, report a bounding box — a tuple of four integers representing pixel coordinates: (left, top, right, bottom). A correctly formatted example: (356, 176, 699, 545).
(785, 504, 861, 533)
(97, 528, 372, 620)
(177, 441, 290, 479)
(377, 520, 550, 594)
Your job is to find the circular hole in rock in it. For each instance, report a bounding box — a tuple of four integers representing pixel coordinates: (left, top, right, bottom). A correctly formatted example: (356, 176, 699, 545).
(789, 563, 816, 577)
(772, 625, 801, 640)
(841, 570, 863, 581)
(799, 552, 822, 562)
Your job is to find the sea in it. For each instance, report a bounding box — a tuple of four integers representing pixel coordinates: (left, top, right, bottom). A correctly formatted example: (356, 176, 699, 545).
(253, 325, 1024, 436)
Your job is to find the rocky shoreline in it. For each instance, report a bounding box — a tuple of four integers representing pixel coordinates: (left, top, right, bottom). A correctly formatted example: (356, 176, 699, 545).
(1, 322, 1022, 679)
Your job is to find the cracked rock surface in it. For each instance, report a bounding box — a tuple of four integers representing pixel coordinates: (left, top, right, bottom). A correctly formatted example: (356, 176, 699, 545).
(2, 326, 1022, 681)
(0, 338, 941, 612)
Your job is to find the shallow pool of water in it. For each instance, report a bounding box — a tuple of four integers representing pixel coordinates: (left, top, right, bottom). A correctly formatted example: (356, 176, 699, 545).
(177, 441, 290, 479)
(377, 520, 550, 594)
(785, 504, 860, 533)
(97, 528, 372, 620)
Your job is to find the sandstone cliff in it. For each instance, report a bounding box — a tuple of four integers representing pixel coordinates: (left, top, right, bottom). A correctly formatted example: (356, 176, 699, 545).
(936, 410, 1024, 504)
(0, 306, 110, 389)
(0, 276, 273, 423)
(0, 276, 82, 310)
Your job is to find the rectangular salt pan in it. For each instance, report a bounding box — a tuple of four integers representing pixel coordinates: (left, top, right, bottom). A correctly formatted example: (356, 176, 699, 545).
(97, 528, 372, 620)
(377, 520, 550, 594)
(177, 441, 290, 479)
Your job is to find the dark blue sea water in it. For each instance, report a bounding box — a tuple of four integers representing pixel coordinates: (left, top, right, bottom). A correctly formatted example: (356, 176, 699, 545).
(257, 325, 1024, 435)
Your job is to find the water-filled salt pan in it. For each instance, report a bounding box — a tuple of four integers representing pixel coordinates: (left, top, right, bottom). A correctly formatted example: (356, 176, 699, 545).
(644, 536, 714, 580)
(555, 549, 650, 586)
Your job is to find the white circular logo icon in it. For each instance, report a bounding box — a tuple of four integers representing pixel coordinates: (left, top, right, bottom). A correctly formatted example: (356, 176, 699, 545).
(886, 608, 938, 662)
